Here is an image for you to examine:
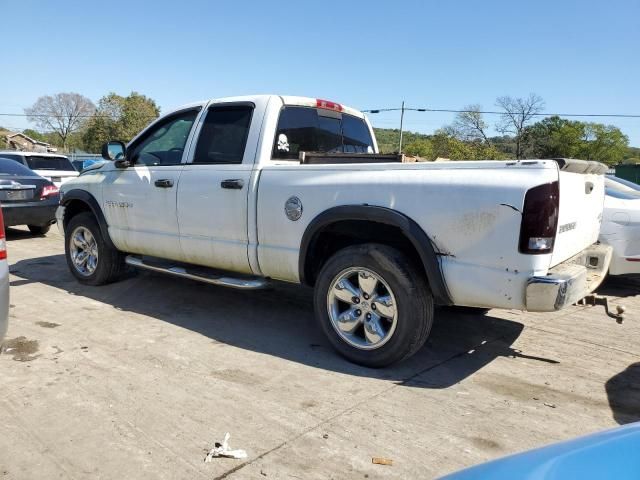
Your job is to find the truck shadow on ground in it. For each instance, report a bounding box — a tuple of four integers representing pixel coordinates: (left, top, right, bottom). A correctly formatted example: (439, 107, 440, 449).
(605, 362, 640, 425)
(10, 253, 560, 388)
(597, 275, 640, 299)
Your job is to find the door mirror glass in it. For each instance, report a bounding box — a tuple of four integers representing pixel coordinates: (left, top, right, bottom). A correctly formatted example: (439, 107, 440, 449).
(102, 141, 126, 161)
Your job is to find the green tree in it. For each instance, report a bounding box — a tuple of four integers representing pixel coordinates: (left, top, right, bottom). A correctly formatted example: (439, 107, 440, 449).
(579, 123, 628, 165)
(21, 128, 48, 142)
(430, 132, 505, 160)
(83, 92, 160, 153)
(526, 116, 629, 165)
(404, 139, 434, 158)
(526, 116, 584, 158)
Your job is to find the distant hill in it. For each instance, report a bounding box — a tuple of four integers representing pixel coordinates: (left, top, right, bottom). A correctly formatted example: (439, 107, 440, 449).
(373, 127, 639, 162)
(373, 128, 430, 154)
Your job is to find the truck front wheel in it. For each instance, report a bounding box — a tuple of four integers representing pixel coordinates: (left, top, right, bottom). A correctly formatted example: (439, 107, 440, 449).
(314, 244, 434, 367)
(65, 212, 126, 286)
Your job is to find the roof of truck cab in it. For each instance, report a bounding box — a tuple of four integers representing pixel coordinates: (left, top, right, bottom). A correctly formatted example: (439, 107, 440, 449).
(163, 95, 365, 119)
(0, 150, 68, 158)
(278, 95, 365, 118)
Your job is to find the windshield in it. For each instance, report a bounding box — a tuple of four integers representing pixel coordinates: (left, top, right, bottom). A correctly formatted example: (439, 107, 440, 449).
(605, 177, 640, 200)
(25, 156, 75, 171)
(272, 106, 374, 159)
(606, 175, 640, 191)
(0, 157, 40, 176)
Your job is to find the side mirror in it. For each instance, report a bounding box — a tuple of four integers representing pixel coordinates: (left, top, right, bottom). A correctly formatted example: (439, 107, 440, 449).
(101, 141, 127, 162)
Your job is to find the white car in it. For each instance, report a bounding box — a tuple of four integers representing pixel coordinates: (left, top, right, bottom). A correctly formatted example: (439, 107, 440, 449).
(600, 176, 640, 275)
(0, 151, 79, 187)
(56, 94, 610, 366)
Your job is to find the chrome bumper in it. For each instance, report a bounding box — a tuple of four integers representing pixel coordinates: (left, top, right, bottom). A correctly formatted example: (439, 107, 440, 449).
(526, 243, 613, 312)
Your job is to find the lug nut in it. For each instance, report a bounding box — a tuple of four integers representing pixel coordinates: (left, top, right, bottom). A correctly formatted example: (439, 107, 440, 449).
(371, 304, 376, 310)
(355, 309, 362, 316)
(363, 293, 370, 300)
(352, 297, 360, 304)
(366, 313, 372, 320)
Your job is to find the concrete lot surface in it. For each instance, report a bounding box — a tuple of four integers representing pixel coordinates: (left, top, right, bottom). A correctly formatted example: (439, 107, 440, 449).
(1, 227, 639, 479)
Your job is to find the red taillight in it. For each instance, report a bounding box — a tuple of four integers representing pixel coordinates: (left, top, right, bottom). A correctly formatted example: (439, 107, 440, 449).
(41, 184, 59, 199)
(519, 181, 560, 255)
(316, 99, 343, 112)
(0, 206, 6, 260)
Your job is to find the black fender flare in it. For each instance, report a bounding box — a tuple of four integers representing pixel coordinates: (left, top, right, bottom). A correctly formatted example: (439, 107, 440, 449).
(299, 205, 452, 305)
(60, 189, 116, 250)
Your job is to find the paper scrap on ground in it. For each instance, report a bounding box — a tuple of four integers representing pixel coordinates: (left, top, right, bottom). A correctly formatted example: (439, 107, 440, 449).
(204, 433, 248, 462)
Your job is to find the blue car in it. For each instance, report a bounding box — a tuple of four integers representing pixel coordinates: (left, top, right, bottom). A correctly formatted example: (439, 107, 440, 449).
(442, 422, 640, 479)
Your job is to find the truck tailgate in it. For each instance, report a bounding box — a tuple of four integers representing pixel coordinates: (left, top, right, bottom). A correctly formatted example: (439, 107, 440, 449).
(550, 160, 607, 267)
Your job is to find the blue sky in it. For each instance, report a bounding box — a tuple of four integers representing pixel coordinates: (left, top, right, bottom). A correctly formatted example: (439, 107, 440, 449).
(2, 0, 639, 145)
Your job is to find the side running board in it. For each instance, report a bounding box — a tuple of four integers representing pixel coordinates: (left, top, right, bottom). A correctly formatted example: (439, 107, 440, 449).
(125, 255, 269, 290)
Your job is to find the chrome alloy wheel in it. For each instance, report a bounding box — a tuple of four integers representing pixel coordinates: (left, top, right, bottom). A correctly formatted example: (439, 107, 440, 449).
(69, 226, 99, 276)
(326, 267, 398, 350)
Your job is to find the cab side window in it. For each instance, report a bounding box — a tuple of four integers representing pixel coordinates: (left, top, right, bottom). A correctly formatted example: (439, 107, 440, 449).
(193, 105, 253, 164)
(129, 110, 198, 166)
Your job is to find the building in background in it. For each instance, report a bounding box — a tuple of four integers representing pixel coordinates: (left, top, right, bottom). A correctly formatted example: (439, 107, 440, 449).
(3, 132, 57, 153)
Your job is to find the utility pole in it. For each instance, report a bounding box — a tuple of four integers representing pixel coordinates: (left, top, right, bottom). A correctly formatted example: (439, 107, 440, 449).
(398, 100, 405, 153)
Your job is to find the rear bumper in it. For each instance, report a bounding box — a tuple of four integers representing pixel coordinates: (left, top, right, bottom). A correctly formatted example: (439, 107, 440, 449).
(526, 243, 613, 312)
(1, 200, 58, 227)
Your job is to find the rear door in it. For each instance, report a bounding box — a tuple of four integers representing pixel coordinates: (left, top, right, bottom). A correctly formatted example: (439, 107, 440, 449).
(551, 162, 606, 266)
(177, 101, 263, 274)
(102, 108, 199, 260)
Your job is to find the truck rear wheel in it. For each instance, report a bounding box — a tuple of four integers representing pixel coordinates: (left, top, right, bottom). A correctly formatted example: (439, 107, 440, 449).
(314, 243, 434, 367)
(65, 212, 126, 286)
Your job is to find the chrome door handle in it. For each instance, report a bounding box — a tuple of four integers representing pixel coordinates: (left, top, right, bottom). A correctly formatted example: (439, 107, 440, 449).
(154, 179, 174, 188)
(221, 179, 244, 189)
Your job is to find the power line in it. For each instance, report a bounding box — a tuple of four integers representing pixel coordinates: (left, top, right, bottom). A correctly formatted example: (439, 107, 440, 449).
(362, 107, 640, 119)
(0, 112, 158, 119)
(1, 108, 639, 119)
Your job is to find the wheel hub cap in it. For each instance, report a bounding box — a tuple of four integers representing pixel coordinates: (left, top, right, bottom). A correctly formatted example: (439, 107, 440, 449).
(327, 267, 398, 350)
(69, 226, 99, 276)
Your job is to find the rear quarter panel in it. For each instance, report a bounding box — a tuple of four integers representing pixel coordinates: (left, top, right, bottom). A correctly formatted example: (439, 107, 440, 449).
(256, 161, 560, 309)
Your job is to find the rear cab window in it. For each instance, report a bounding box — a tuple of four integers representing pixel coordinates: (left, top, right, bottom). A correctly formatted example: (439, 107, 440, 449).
(25, 156, 75, 171)
(272, 106, 374, 160)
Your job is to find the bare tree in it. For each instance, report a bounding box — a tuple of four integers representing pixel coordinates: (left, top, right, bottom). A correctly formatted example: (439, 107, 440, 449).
(24, 93, 96, 150)
(452, 104, 491, 144)
(495, 93, 545, 159)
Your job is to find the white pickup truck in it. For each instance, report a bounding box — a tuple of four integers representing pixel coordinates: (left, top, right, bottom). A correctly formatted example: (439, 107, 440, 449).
(56, 95, 612, 367)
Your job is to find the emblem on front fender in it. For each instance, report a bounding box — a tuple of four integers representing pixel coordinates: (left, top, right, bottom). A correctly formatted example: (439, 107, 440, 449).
(284, 196, 303, 221)
(106, 200, 133, 208)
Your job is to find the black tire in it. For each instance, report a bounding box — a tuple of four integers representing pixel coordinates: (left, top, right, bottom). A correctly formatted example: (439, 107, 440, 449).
(65, 212, 126, 285)
(314, 243, 434, 368)
(28, 224, 51, 235)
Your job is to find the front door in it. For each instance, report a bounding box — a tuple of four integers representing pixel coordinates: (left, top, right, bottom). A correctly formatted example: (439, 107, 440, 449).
(177, 103, 258, 274)
(102, 109, 199, 260)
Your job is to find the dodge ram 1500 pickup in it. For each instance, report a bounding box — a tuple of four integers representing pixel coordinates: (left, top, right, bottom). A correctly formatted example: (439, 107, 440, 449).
(56, 95, 612, 367)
